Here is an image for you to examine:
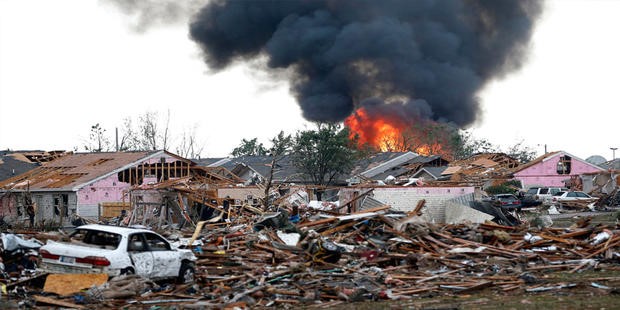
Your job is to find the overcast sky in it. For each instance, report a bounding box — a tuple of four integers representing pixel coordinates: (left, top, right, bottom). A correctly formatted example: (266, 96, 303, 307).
(1, 0, 619, 161)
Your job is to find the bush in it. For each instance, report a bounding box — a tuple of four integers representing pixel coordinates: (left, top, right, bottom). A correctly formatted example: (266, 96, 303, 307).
(485, 185, 517, 195)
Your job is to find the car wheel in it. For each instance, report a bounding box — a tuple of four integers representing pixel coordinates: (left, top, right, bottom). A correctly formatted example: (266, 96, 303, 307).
(178, 263, 195, 284)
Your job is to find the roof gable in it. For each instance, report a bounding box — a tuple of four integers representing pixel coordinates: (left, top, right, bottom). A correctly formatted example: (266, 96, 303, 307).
(513, 151, 604, 174)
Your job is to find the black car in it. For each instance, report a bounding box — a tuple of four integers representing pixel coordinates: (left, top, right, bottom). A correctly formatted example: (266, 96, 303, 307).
(490, 194, 522, 210)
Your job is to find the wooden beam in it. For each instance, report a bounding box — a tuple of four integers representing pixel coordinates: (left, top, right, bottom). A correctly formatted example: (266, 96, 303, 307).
(34, 296, 86, 309)
(334, 188, 374, 211)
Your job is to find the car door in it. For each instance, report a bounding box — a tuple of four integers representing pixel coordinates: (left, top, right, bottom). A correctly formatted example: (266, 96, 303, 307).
(127, 233, 154, 276)
(143, 232, 181, 278)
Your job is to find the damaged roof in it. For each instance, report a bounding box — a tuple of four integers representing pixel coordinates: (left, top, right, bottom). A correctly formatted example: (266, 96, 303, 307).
(411, 166, 449, 180)
(349, 152, 419, 179)
(0, 150, 187, 192)
(0, 153, 40, 182)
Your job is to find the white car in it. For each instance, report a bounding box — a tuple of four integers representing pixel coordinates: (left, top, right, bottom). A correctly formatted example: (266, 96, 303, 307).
(39, 224, 197, 283)
(551, 191, 598, 204)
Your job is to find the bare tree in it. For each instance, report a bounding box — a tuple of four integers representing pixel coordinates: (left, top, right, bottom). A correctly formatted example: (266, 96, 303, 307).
(261, 131, 292, 209)
(84, 123, 111, 152)
(137, 110, 171, 151)
(161, 109, 171, 151)
(176, 124, 205, 159)
(82, 110, 197, 154)
(118, 117, 139, 151)
(138, 111, 159, 150)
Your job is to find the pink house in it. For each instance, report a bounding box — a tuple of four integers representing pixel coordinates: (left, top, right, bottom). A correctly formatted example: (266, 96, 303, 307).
(0, 150, 194, 226)
(513, 151, 604, 188)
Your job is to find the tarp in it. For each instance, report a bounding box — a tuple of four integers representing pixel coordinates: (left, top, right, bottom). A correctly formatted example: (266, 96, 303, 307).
(1, 233, 42, 252)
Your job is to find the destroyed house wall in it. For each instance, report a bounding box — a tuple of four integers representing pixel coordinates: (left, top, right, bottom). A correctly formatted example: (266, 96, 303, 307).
(0, 193, 18, 222)
(217, 187, 265, 206)
(1, 191, 76, 225)
(115, 158, 192, 186)
(581, 172, 620, 195)
(341, 186, 475, 223)
(33, 192, 76, 226)
(514, 154, 604, 188)
(76, 154, 193, 220)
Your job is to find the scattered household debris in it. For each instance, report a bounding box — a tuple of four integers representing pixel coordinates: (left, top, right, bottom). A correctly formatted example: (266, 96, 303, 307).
(1, 199, 619, 308)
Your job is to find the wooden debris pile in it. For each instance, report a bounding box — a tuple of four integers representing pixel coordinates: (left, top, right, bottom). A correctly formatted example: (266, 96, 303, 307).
(428, 153, 520, 187)
(10, 204, 620, 309)
(133, 207, 620, 308)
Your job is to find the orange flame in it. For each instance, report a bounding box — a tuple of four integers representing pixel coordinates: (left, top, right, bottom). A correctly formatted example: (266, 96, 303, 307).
(345, 107, 404, 151)
(345, 107, 450, 158)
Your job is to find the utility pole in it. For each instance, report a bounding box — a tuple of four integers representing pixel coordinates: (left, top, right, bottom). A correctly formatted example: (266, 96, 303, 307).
(116, 127, 119, 152)
(611, 147, 617, 160)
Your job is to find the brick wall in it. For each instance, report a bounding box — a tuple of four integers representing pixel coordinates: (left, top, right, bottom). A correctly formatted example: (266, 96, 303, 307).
(340, 186, 475, 223)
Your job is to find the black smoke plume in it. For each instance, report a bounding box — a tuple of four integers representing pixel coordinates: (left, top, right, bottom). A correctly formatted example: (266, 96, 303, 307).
(190, 0, 544, 126)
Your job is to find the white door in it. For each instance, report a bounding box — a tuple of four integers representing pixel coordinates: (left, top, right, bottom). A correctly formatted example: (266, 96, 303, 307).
(127, 233, 154, 276)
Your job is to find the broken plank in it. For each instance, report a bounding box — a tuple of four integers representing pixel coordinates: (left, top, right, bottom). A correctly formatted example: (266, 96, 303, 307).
(351, 204, 391, 214)
(407, 199, 425, 216)
(320, 221, 357, 236)
(297, 217, 338, 228)
(34, 295, 86, 309)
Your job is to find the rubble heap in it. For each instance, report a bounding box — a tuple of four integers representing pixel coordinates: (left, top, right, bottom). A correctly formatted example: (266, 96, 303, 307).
(2, 204, 620, 308)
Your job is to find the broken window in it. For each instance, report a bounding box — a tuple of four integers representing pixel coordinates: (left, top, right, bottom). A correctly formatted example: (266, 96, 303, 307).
(128, 234, 147, 252)
(53, 194, 69, 216)
(556, 155, 572, 175)
(69, 229, 121, 250)
(144, 232, 170, 251)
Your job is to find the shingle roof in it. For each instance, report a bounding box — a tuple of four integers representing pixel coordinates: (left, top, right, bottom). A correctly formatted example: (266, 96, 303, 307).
(0, 154, 39, 182)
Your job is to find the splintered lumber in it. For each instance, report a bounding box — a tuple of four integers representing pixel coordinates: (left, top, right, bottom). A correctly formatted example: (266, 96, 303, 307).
(297, 217, 338, 228)
(350, 205, 391, 214)
(407, 199, 426, 216)
(334, 188, 374, 211)
(34, 296, 86, 309)
(538, 233, 576, 245)
(586, 237, 620, 258)
(391, 287, 434, 296)
(188, 221, 207, 248)
(320, 221, 357, 236)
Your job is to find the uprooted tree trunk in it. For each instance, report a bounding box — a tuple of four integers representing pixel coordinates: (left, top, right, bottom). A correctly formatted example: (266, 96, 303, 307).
(261, 157, 277, 211)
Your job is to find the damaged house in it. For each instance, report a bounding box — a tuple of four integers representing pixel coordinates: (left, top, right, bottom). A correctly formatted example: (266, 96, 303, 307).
(513, 151, 604, 189)
(195, 155, 307, 208)
(0, 150, 194, 227)
(347, 151, 449, 185)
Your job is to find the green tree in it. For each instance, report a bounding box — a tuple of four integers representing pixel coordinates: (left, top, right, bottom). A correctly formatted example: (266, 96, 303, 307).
(231, 138, 268, 157)
(291, 123, 360, 186)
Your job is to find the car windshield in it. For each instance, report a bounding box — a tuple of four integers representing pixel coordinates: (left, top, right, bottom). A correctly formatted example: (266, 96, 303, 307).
(69, 229, 121, 250)
(553, 191, 565, 196)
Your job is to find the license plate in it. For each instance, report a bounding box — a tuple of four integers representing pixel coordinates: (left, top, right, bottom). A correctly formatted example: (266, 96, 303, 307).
(60, 256, 75, 264)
